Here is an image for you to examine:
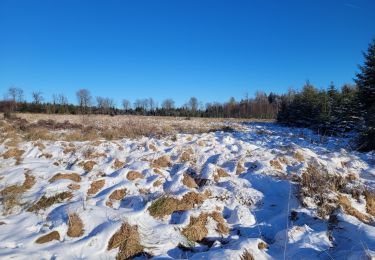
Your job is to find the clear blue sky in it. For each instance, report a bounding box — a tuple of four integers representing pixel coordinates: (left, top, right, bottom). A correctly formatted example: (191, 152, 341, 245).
(1, 0, 374, 107)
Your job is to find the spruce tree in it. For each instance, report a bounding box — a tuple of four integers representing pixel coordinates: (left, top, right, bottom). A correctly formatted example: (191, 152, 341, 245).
(355, 38, 375, 151)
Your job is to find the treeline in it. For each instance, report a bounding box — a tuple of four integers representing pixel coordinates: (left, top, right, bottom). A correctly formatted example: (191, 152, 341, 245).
(0, 88, 279, 119)
(278, 38, 375, 151)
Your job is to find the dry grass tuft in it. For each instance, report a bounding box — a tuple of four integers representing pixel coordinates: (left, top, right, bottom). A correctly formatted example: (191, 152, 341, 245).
(270, 159, 283, 170)
(182, 173, 198, 188)
(180, 148, 194, 162)
(82, 161, 96, 172)
(112, 159, 125, 170)
(258, 241, 269, 250)
(153, 179, 163, 187)
(49, 173, 81, 183)
(63, 147, 76, 154)
(67, 213, 84, 237)
(240, 249, 255, 260)
(2, 148, 24, 159)
(107, 222, 144, 260)
(148, 143, 157, 151)
(35, 231, 60, 244)
(28, 192, 73, 212)
(87, 179, 105, 196)
(293, 151, 305, 162)
(127, 171, 144, 181)
(109, 188, 127, 200)
(68, 183, 80, 190)
(236, 161, 246, 175)
(148, 191, 210, 219)
(364, 190, 375, 217)
(338, 195, 371, 223)
(214, 168, 230, 182)
(152, 155, 172, 168)
(181, 211, 229, 242)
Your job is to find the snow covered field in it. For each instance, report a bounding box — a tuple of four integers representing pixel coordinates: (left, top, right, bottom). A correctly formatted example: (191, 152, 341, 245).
(0, 120, 374, 259)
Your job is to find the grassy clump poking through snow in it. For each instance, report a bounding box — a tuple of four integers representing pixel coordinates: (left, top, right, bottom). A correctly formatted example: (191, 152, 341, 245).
(28, 192, 73, 212)
(364, 190, 375, 217)
(240, 249, 255, 260)
(1, 172, 36, 215)
(67, 213, 84, 237)
(126, 171, 144, 180)
(337, 195, 371, 223)
(182, 173, 198, 188)
(181, 211, 229, 242)
(35, 231, 60, 244)
(152, 155, 172, 168)
(107, 222, 144, 260)
(49, 173, 81, 183)
(300, 163, 347, 218)
(87, 179, 105, 196)
(148, 191, 210, 219)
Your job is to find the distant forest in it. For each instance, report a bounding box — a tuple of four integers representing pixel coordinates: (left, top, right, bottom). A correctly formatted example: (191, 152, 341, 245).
(1, 39, 374, 151)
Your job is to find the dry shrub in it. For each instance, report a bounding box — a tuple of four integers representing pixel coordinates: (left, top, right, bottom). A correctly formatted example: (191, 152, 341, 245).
(35, 231, 60, 244)
(214, 168, 230, 182)
(107, 222, 144, 260)
(83, 161, 96, 172)
(270, 159, 282, 171)
(337, 195, 371, 223)
(258, 241, 269, 250)
(2, 148, 24, 159)
(1, 172, 36, 215)
(294, 151, 305, 162)
(364, 190, 375, 217)
(181, 211, 229, 242)
(182, 173, 198, 188)
(240, 249, 255, 260)
(127, 171, 144, 181)
(68, 183, 80, 190)
(152, 155, 172, 168)
(67, 213, 84, 237)
(87, 179, 105, 196)
(112, 159, 125, 170)
(109, 188, 127, 200)
(148, 191, 210, 218)
(49, 173, 81, 183)
(28, 192, 73, 212)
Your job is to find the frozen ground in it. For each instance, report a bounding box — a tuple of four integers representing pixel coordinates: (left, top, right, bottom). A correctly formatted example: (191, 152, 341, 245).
(0, 122, 374, 259)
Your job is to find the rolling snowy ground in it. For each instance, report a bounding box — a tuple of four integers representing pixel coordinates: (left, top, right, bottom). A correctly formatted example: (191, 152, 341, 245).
(0, 121, 374, 259)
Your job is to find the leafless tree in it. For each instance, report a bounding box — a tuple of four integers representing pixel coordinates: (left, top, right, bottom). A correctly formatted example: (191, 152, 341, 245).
(162, 98, 175, 110)
(76, 89, 92, 114)
(122, 99, 131, 111)
(7, 87, 23, 103)
(32, 91, 43, 104)
(188, 97, 198, 112)
(97, 96, 115, 114)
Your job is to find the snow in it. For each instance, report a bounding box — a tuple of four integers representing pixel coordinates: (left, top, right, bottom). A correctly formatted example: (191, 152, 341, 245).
(0, 122, 374, 259)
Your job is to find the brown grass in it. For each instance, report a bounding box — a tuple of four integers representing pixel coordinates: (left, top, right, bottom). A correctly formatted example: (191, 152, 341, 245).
(153, 179, 163, 187)
(28, 191, 73, 212)
(258, 241, 269, 250)
(2, 148, 24, 159)
(236, 161, 246, 175)
(180, 148, 194, 162)
(49, 173, 81, 183)
(181, 211, 229, 242)
(82, 161, 96, 172)
(214, 168, 230, 182)
(109, 188, 127, 200)
(107, 222, 144, 260)
(294, 151, 305, 162)
(338, 195, 371, 223)
(364, 190, 375, 217)
(152, 155, 172, 168)
(112, 159, 125, 170)
(35, 231, 60, 244)
(67, 213, 84, 237)
(148, 191, 210, 219)
(68, 183, 80, 190)
(270, 159, 283, 170)
(87, 179, 105, 196)
(240, 249, 255, 260)
(127, 171, 144, 181)
(182, 174, 198, 188)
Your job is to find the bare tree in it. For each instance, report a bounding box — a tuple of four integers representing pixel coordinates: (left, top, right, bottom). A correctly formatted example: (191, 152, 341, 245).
(122, 99, 131, 111)
(148, 98, 156, 111)
(32, 91, 43, 104)
(188, 97, 198, 112)
(96, 96, 115, 114)
(7, 87, 23, 103)
(76, 89, 92, 115)
(162, 98, 175, 110)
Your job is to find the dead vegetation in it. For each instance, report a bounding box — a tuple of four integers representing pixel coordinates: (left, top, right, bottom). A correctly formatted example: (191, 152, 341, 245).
(152, 155, 172, 168)
(107, 222, 144, 260)
(87, 179, 105, 196)
(214, 168, 230, 182)
(364, 190, 375, 217)
(49, 173, 81, 183)
(2, 148, 24, 160)
(1, 172, 36, 215)
(28, 192, 73, 212)
(127, 171, 144, 180)
(182, 173, 198, 188)
(236, 161, 246, 175)
(148, 191, 210, 218)
(67, 213, 84, 237)
(240, 249, 255, 260)
(270, 159, 283, 171)
(82, 161, 96, 172)
(182, 211, 229, 242)
(337, 195, 371, 223)
(35, 231, 60, 244)
(112, 159, 125, 169)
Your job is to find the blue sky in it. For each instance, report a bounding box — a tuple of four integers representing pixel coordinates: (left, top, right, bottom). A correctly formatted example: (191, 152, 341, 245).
(0, 0, 374, 107)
